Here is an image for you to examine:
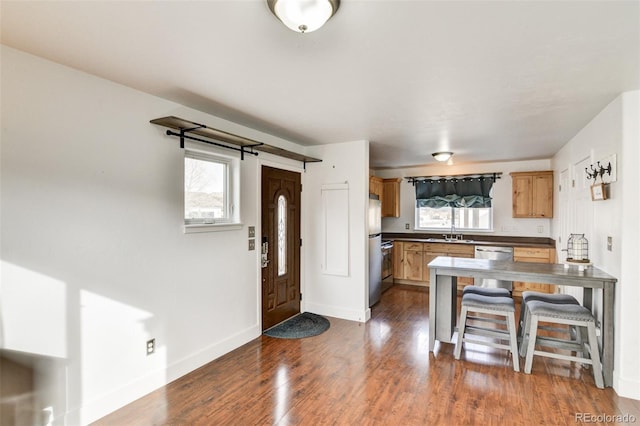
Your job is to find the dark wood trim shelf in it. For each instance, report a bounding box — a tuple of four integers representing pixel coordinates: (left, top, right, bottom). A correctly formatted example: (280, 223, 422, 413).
(151, 116, 322, 166)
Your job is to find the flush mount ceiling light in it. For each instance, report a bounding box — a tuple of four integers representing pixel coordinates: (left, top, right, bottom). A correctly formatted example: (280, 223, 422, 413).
(432, 152, 454, 162)
(267, 0, 340, 33)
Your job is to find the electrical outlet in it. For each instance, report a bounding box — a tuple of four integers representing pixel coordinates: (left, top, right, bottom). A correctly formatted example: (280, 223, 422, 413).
(249, 239, 255, 251)
(146, 338, 155, 356)
(537, 226, 544, 234)
(405, 223, 410, 230)
(248, 226, 255, 238)
(607, 236, 612, 251)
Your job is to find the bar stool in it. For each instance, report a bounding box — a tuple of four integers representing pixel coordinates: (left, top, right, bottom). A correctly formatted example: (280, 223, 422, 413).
(518, 291, 580, 357)
(462, 286, 510, 297)
(454, 293, 520, 372)
(523, 300, 604, 389)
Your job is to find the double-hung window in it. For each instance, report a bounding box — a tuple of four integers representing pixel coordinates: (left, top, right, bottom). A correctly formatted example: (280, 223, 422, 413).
(416, 206, 492, 231)
(413, 174, 498, 232)
(184, 150, 239, 229)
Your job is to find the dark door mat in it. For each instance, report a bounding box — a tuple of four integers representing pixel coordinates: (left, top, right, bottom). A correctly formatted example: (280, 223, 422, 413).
(264, 312, 330, 339)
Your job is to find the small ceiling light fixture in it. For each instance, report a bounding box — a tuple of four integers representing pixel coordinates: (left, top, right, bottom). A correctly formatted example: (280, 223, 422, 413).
(267, 0, 340, 33)
(432, 152, 454, 162)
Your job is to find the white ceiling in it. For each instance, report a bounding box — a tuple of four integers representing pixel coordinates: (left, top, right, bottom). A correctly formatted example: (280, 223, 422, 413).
(2, 1, 639, 168)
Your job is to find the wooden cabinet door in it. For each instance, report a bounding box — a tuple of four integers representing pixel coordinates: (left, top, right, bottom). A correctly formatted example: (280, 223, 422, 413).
(511, 171, 553, 218)
(393, 241, 403, 278)
(403, 249, 424, 281)
(381, 178, 400, 218)
(512, 174, 533, 218)
(533, 174, 553, 217)
(369, 176, 383, 202)
(422, 251, 441, 283)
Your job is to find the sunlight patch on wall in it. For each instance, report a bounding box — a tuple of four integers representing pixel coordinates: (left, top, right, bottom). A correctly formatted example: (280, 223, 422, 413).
(0, 261, 67, 358)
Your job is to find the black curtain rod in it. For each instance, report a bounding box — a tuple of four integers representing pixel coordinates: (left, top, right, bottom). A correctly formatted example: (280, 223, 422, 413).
(165, 130, 261, 160)
(406, 172, 502, 185)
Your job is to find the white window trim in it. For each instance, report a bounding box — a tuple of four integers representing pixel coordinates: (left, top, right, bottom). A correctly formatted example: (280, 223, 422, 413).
(183, 143, 241, 233)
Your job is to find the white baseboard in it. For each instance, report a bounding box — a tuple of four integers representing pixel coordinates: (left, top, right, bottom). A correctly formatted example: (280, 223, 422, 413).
(305, 302, 369, 323)
(614, 375, 640, 400)
(73, 324, 261, 425)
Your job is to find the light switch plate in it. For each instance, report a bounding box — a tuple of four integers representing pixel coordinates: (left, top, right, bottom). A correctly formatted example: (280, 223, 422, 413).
(249, 239, 255, 251)
(248, 226, 255, 238)
(607, 236, 612, 251)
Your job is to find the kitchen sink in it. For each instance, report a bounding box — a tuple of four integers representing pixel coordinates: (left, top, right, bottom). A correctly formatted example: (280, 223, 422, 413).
(424, 238, 474, 243)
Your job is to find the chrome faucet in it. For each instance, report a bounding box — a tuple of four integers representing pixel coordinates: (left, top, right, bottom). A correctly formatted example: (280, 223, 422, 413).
(442, 222, 463, 241)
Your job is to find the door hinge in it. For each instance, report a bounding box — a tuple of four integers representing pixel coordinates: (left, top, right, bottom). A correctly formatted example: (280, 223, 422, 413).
(572, 179, 575, 188)
(300, 293, 302, 301)
(300, 238, 302, 247)
(300, 184, 302, 192)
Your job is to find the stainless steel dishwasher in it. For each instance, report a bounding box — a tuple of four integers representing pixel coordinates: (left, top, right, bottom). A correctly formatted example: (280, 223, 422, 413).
(474, 246, 514, 290)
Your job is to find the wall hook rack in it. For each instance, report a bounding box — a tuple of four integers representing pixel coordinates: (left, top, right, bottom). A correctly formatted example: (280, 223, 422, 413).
(585, 161, 612, 182)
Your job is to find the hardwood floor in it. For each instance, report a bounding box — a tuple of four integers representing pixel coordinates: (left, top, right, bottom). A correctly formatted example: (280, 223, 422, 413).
(95, 285, 640, 425)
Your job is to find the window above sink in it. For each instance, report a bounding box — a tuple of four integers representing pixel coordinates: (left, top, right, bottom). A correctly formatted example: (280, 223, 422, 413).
(415, 206, 493, 232)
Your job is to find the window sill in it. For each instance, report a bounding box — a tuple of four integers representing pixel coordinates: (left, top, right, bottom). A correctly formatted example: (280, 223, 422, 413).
(415, 229, 494, 233)
(184, 223, 243, 234)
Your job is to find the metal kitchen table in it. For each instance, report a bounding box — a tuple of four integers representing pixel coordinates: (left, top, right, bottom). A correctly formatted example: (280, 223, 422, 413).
(428, 256, 617, 387)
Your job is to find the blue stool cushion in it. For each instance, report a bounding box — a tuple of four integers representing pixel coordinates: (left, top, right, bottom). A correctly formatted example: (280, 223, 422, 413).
(522, 291, 579, 305)
(527, 300, 595, 322)
(461, 293, 515, 312)
(463, 286, 510, 297)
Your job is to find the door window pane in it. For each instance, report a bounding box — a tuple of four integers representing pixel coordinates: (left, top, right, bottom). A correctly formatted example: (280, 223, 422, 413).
(277, 195, 287, 276)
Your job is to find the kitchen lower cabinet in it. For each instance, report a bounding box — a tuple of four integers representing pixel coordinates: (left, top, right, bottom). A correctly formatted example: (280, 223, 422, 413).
(393, 241, 474, 289)
(391, 240, 556, 293)
(403, 248, 424, 281)
(393, 241, 427, 286)
(401, 242, 424, 282)
(513, 247, 557, 297)
(423, 243, 474, 290)
(393, 241, 404, 279)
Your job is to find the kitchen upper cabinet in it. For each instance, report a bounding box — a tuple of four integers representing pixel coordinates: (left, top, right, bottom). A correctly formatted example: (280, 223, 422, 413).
(513, 247, 557, 297)
(381, 178, 401, 218)
(369, 176, 383, 201)
(510, 171, 554, 218)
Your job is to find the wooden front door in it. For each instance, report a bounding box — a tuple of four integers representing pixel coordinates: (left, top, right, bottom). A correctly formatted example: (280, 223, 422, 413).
(261, 166, 301, 330)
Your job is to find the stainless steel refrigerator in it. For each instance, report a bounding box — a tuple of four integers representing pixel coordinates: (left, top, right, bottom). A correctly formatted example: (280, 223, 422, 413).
(368, 194, 382, 307)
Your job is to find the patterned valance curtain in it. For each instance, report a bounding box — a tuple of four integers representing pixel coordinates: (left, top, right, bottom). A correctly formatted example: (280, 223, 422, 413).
(415, 175, 497, 208)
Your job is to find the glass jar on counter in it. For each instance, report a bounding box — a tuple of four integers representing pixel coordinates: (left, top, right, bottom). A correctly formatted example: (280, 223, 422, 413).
(567, 233, 589, 263)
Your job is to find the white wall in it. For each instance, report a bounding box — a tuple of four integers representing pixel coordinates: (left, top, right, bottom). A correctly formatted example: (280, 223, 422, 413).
(0, 46, 302, 424)
(303, 140, 370, 323)
(551, 91, 639, 399)
(376, 159, 553, 238)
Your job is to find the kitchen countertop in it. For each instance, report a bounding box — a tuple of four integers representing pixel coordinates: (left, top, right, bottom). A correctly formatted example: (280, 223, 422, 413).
(382, 233, 555, 249)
